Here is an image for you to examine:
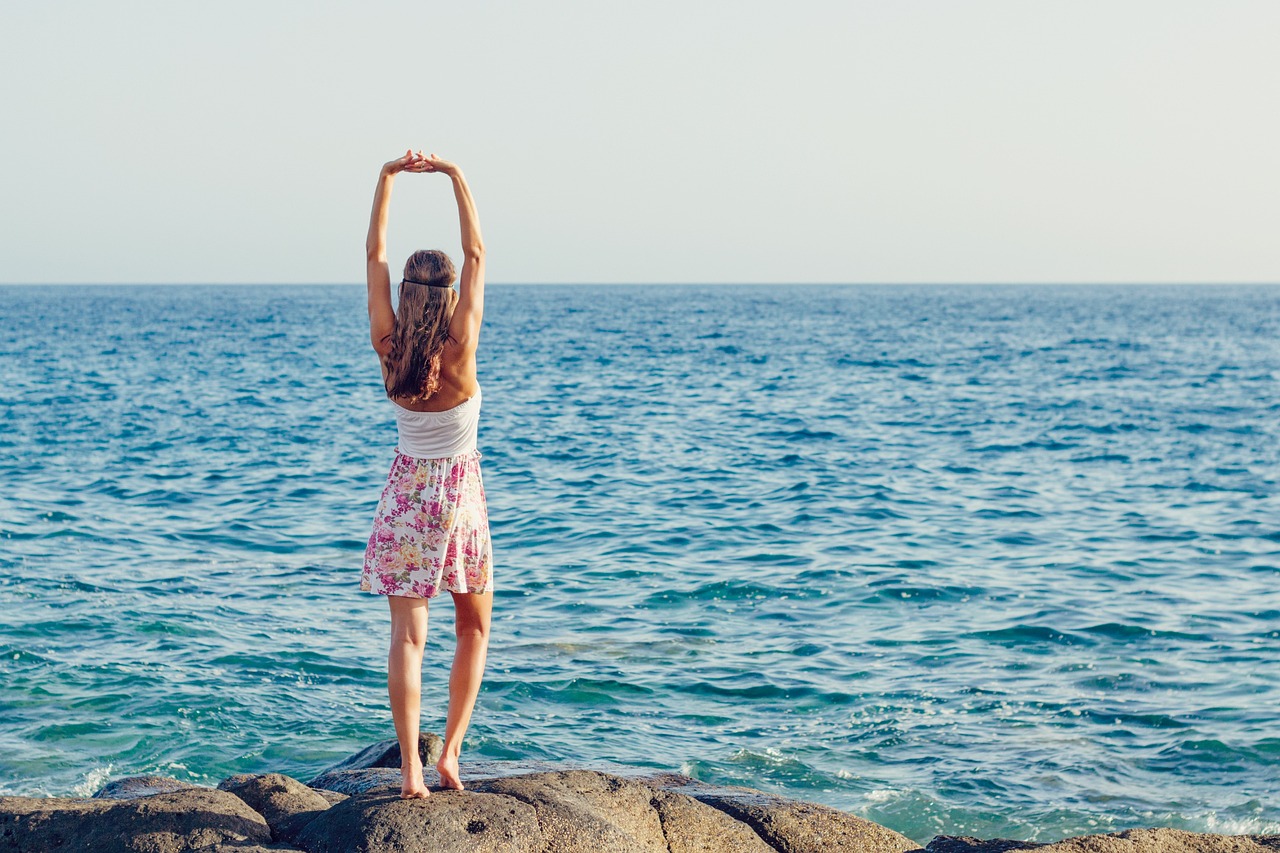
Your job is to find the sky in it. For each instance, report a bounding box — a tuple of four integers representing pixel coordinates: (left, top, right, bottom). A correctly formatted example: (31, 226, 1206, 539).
(1, 1, 1277, 285)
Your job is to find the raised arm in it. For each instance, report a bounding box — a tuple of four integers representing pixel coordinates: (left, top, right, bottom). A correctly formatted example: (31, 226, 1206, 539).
(366, 150, 422, 356)
(420, 154, 485, 352)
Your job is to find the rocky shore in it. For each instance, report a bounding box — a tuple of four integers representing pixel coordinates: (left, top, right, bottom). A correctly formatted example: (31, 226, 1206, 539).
(2, 734, 1277, 852)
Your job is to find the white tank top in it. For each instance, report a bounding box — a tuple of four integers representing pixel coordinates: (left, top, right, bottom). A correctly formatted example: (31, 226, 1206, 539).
(391, 386, 482, 459)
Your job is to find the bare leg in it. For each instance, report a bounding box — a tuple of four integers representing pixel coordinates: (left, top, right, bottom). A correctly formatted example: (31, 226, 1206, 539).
(387, 594, 431, 798)
(436, 589, 493, 790)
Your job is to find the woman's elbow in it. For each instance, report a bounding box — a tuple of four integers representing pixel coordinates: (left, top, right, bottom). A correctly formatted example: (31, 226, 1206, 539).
(464, 243, 485, 263)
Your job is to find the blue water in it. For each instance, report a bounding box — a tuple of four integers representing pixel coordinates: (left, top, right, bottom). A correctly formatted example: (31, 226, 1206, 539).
(1, 283, 1277, 845)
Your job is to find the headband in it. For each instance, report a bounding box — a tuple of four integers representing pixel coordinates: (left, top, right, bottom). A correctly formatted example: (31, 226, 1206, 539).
(401, 278, 453, 288)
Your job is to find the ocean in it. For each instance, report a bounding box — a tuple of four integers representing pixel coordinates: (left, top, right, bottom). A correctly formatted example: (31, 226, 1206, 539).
(1, 283, 1277, 846)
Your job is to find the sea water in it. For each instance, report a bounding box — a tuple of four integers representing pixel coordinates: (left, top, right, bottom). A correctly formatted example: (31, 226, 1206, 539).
(1, 283, 1277, 846)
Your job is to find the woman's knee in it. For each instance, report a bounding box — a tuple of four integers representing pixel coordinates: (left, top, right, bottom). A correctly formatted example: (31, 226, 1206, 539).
(450, 591, 488, 637)
(454, 623, 489, 642)
(391, 626, 428, 649)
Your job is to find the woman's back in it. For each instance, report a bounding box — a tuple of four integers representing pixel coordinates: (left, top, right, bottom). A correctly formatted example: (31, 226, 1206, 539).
(380, 340, 478, 413)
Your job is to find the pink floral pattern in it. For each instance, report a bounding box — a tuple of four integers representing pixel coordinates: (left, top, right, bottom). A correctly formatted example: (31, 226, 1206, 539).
(361, 449, 493, 599)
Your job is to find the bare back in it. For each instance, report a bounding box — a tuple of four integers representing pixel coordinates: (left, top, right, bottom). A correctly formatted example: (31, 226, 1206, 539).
(377, 338, 478, 412)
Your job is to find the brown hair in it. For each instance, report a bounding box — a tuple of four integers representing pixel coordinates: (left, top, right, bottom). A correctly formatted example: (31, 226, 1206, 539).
(382, 250, 458, 402)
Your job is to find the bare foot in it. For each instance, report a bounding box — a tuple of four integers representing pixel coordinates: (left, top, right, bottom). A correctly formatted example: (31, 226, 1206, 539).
(401, 758, 431, 799)
(436, 752, 464, 790)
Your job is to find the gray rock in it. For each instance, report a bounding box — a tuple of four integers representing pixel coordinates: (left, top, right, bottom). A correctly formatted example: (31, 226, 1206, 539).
(27, 751, 1279, 853)
(292, 787, 542, 853)
(305, 766, 405, 796)
(185, 840, 302, 845)
(648, 787, 777, 853)
(312, 788, 350, 807)
(471, 769, 669, 852)
(927, 828, 1280, 853)
(0, 787, 272, 852)
(927, 838, 1038, 852)
(309, 732, 443, 781)
(216, 773, 333, 843)
(305, 763, 916, 852)
(456, 757, 667, 781)
(93, 774, 200, 800)
(293, 769, 783, 853)
(651, 774, 920, 853)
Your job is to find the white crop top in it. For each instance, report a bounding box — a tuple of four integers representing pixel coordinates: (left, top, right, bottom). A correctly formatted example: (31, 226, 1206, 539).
(392, 386, 482, 459)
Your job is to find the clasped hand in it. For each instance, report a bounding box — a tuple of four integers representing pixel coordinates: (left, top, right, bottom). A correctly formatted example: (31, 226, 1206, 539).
(384, 149, 457, 177)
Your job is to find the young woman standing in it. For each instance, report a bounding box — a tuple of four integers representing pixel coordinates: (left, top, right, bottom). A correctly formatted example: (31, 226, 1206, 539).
(360, 149, 493, 799)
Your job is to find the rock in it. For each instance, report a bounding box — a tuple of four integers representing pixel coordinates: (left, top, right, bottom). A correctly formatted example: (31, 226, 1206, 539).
(455, 757, 663, 781)
(471, 769, 669, 852)
(313, 789, 350, 807)
(306, 767, 405, 796)
(648, 787, 777, 853)
(185, 840, 302, 845)
(309, 732, 443, 780)
(304, 763, 918, 853)
(93, 774, 200, 800)
(292, 787, 542, 853)
(927, 828, 1280, 852)
(0, 787, 273, 852)
(27, 748, 1279, 853)
(217, 773, 333, 843)
(650, 774, 920, 853)
(305, 734, 447, 796)
(927, 838, 1039, 852)
(293, 768, 787, 853)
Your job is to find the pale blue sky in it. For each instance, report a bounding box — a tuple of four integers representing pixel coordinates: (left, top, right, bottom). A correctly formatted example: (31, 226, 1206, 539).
(1, 1, 1277, 284)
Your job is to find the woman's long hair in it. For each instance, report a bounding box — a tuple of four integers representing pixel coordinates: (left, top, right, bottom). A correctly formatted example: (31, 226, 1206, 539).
(383, 250, 458, 403)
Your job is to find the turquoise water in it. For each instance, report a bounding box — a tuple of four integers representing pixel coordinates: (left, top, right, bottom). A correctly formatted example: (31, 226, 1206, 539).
(1, 283, 1277, 845)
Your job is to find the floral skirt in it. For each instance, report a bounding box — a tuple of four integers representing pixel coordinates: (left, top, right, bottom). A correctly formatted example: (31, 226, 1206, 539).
(361, 448, 494, 599)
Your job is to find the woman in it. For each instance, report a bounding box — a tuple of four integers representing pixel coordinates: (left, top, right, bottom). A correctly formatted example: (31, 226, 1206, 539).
(359, 149, 492, 799)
